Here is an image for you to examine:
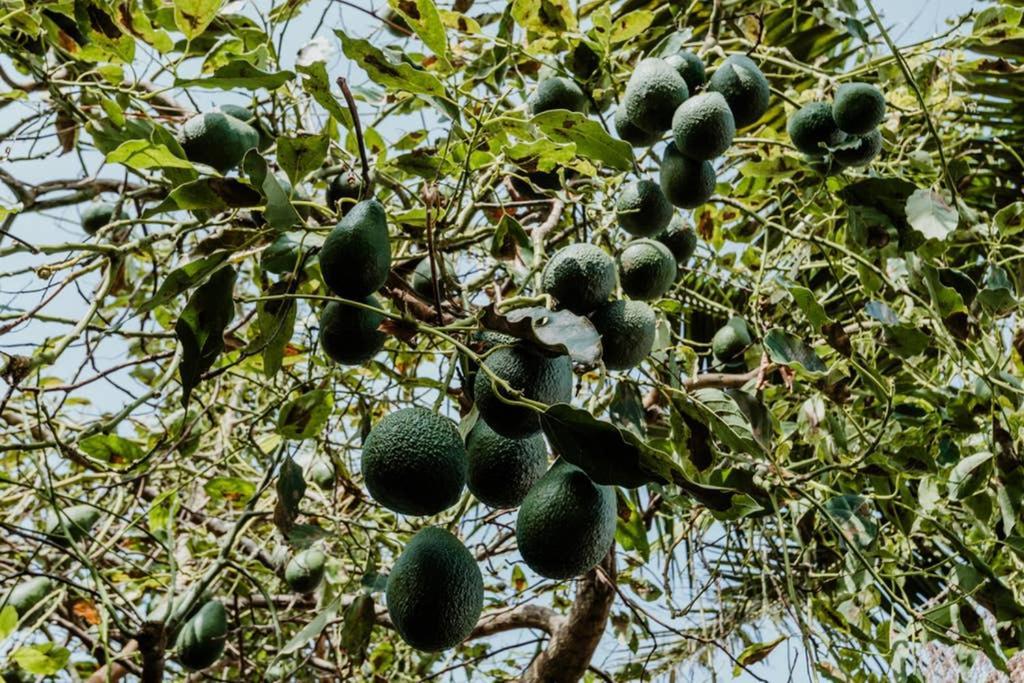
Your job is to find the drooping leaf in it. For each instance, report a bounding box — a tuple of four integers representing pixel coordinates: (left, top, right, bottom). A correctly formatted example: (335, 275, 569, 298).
(140, 253, 229, 313)
(948, 451, 994, 500)
(733, 636, 787, 676)
(281, 597, 340, 655)
(823, 495, 878, 548)
(340, 594, 376, 666)
(106, 140, 196, 172)
(242, 150, 302, 230)
(11, 643, 70, 676)
(609, 381, 646, 437)
(204, 476, 255, 504)
(977, 265, 1016, 315)
(274, 456, 307, 534)
(532, 111, 633, 171)
(390, 0, 448, 62)
(296, 61, 353, 128)
(78, 434, 144, 464)
(335, 30, 445, 96)
(174, 60, 294, 90)
(481, 305, 602, 365)
(490, 214, 531, 261)
(175, 266, 237, 408)
(253, 281, 297, 378)
(511, 0, 576, 34)
(277, 390, 333, 440)
(158, 178, 262, 213)
(678, 389, 766, 458)
(763, 328, 828, 377)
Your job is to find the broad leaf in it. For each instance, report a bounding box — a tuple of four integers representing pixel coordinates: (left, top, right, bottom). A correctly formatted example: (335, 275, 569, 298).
(281, 597, 339, 655)
(274, 456, 307, 534)
(336, 30, 445, 96)
(277, 134, 329, 187)
(763, 329, 828, 377)
(340, 594, 376, 665)
(242, 150, 302, 230)
(140, 253, 229, 313)
(277, 390, 333, 440)
(106, 140, 196, 172)
(532, 111, 633, 171)
(948, 451, 993, 500)
(175, 60, 294, 90)
(481, 305, 602, 365)
(905, 189, 958, 241)
(173, 0, 222, 40)
(824, 495, 877, 547)
(175, 266, 237, 408)
(78, 434, 144, 464)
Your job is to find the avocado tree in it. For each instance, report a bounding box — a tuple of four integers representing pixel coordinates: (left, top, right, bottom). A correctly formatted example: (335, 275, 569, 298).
(1, 0, 1023, 680)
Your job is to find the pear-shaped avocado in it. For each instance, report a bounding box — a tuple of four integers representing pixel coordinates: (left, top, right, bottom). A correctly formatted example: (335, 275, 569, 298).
(175, 600, 228, 671)
(671, 92, 736, 161)
(657, 214, 697, 265)
(832, 129, 883, 168)
(319, 199, 391, 299)
(541, 243, 617, 315)
(466, 419, 547, 509)
(622, 57, 690, 134)
(178, 112, 259, 173)
(707, 54, 770, 129)
(473, 345, 573, 438)
(284, 548, 327, 594)
(615, 180, 674, 238)
(665, 51, 706, 91)
(618, 239, 677, 301)
(590, 300, 657, 370)
(528, 77, 588, 115)
(787, 101, 847, 156)
(659, 142, 716, 209)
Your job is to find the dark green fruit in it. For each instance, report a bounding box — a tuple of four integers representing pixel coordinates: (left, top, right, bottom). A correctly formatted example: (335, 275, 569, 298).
(832, 82, 886, 135)
(319, 199, 391, 299)
(665, 51, 706, 91)
(466, 419, 547, 509)
(671, 91, 736, 160)
(615, 180, 674, 238)
(622, 57, 690, 134)
(309, 459, 336, 490)
(528, 77, 588, 115)
(567, 41, 600, 80)
(217, 104, 273, 151)
(711, 317, 752, 363)
(284, 548, 327, 594)
(590, 300, 657, 370)
(614, 107, 662, 147)
(832, 129, 883, 168)
(473, 345, 573, 438)
(410, 255, 456, 300)
(541, 243, 617, 315)
(361, 407, 467, 516)
(787, 101, 846, 155)
(385, 527, 483, 651)
(261, 233, 305, 274)
(326, 170, 363, 215)
(49, 504, 100, 546)
(657, 214, 696, 264)
(659, 142, 716, 209)
(319, 297, 386, 365)
(618, 239, 677, 301)
(515, 460, 616, 580)
(175, 600, 227, 671)
(4, 577, 54, 619)
(707, 54, 770, 129)
(462, 331, 519, 402)
(81, 203, 120, 235)
(178, 112, 259, 173)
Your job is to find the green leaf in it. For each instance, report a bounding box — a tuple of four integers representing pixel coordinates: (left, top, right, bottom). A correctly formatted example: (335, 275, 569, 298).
(977, 265, 1016, 315)
(511, 0, 576, 34)
(532, 111, 633, 171)
(78, 434, 144, 464)
(733, 636, 787, 676)
(276, 134, 328, 187)
(159, 178, 262, 213)
(679, 389, 766, 458)
(610, 10, 654, 43)
(12, 643, 70, 676)
(609, 381, 645, 437)
(390, 0, 448, 62)
(905, 189, 958, 241)
(253, 281, 297, 378)
(335, 30, 445, 96)
(616, 509, 651, 562)
(296, 62, 353, 128)
(763, 329, 828, 377)
(948, 451, 993, 501)
(106, 140, 196, 172)
(277, 390, 333, 440)
(481, 305, 602, 365)
(175, 266, 237, 408)
(0, 605, 17, 640)
(281, 597, 339, 655)
(274, 456, 307, 534)
(174, 60, 295, 90)
(994, 202, 1024, 235)
(823, 495, 877, 547)
(788, 285, 831, 331)
(204, 476, 255, 504)
(242, 150, 302, 230)
(140, 253, 228, 313)
(490, 214, 531, 261)
(173, 0, 222, 40)
(340, 594, 376, 666)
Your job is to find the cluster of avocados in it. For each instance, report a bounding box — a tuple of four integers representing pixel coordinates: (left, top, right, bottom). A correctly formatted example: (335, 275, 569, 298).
(787, 82, 886, 171)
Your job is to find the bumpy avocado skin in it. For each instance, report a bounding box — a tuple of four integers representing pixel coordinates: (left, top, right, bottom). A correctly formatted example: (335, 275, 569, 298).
(515, 460, 616, 580)
(284, 548, 327, 594)
(541, 243, 617, 315)
(832, 129, 883, 168)
(614, 107, 663, 147)
(712, 316, 752, 363)
(787, 101, 847, 155)
(175, 600, 228, 671)
(528, 77, 588, 115)
(318, 296, 385, 366)
(622, 58, 690, 134)
(832, 82, 886, 135)
(615, 180, 675, 238)
(618, 239, 677, 301)
(671, 91, 736, 161)
(326, 170, 363, 215)
(657, 214, 697, 264)
(466, 420, 547, 509)
(707, 54, 770, 129)
(361, 407, 467, 516)
(473, 345, 573, 438)
(590, 299, 657, 370)
(659, 142, 716, 209)
(5, 577, 54, 618)
(385, 527, 483, 651)
(665, 51, 706, 91)
(81, 203, 119, 234)
(319, 199, 391, 299)
(178, 112, 260, 173)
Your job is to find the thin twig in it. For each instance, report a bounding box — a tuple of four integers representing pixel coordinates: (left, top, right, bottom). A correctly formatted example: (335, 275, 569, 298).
(336, 77, 373, 195)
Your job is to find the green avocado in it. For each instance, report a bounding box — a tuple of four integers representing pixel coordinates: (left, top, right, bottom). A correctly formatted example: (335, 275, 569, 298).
(614, 107, 662, 148)
(175, 600, 227, 671)
(49, 504, 100, 547)
(665, 51, 706, 91)
(657, 214, 696, 264)
(590, 299, 657, 370)
(541, 243, 617, 315)
(326, 170, 363, 215)
(385, 527, 483, 651)
(671, 92, 736, 161)
(410, 255, 457, 301)
(707, 54, 770, 129)
(361, 407, 467, 516)
(466, 419, 547, 509)
(81, 202, 121, 235)
(711, 316, 752, 363)
(515, 460, 616, 580)
(615, 180, 674, 238)
(319, 199, 391, 299)
(528, 77, 588, 115)
(473, 345, 573, 438)
(659, 142, 716, 209)
(216, 104, 273, 151)
(309, 458, 336, 490)
(178, 112, 259, 173)
(261, 233, 305, 274)
(318, 296, 386, 365)
(462, 331, 520, 402)
(618, 239, 677, 301)
(622, 57, 690, 134)
(787, 101, 847, 156)
(4, 577, 55, 619)
(284, 548, 327, 594)
(832, 129, 883, 168)
(832, 82, 886, 135)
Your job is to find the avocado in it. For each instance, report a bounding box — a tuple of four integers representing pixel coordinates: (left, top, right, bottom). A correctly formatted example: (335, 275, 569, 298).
(707, 54, 770, 129)
(787, 101, 847, 155)
(832, 129, 883, 168)
(541, 243, 617, 315)
(473, 345, 573, 438)
(385, 527, 483, 651)
(659, 142, 716, 209)
(711, 316, 752, 363)
(217, 104, 273, 151)
(49, 504, 100, 546)
(466, 419, 547, 509)
(665, 51, 706, 91)
(175, 600, 227, 671)
(309, 458, 336, 490)
(284, 548, 327, 594)
(81, 202, 121, 235)
(4, 577, 55, 619)
(657, 214, 696, 264)
(590, 300, 657, 370)
(622, 57, 690, 134)
(613, 107, 662, 148)
(178, 112, 259, 173)
(671, 91, 736, 161)
(528, 77, 588, 116)
(462, 331, 520, 402)
(361, 407, 467, 516)
(515, 460, 616, 579)
(832, 82, 886, 135)
(410, 255, 456, 301)
(318, 296, 386, 365)
(326, 170, 363, 215)
(319, 199, 391, 299)
(615, 180, 674, 238)
(261, 233, 305, 274)
(618, 239, 677, 301)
